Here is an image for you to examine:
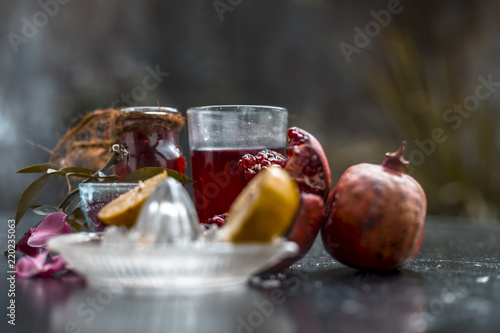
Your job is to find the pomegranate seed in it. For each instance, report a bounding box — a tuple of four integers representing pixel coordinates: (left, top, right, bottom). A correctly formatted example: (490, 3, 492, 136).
(204, 213, 228, 229)
(288, 128, 310, 146)
(303, 165, 317, 176)
(310, 154, 320, 168)
(237, 149, 287, 181)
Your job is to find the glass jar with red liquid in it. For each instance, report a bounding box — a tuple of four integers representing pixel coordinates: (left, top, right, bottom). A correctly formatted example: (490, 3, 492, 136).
(113, 106, 186, 181)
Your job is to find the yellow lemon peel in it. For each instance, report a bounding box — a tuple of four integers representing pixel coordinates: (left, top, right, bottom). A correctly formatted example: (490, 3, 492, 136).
(97, 172, 168, 228)
(218, 167, 300, 243)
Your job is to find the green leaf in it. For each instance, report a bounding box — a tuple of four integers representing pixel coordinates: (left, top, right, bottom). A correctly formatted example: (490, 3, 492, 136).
(65, 172, 99, 180)
(59, 166, 95, 175)
(33, 205, 60, 216)
(43, 169, 99, 182)
(123, 167, 168, 182)
(57, 167, 96, 178)
(64, 195, 81, 216)
(66, 217, 84, 232)
(166, 169, 195, 184)
(71, 208, 86, 221)
(15, 174, 53, 224)
(124, 167, 194, 184)
(44, 167, 98, 180)
(17, 163, 59, 174)
(98, 175, 121, 182)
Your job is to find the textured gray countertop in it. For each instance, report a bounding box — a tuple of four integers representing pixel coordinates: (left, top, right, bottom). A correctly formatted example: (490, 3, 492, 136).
(1, 217, 499, 333)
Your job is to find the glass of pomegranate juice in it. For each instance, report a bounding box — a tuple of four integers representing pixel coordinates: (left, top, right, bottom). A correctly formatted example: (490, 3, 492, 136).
(113, 106, 186, 181)
(187, 105, 288, 224)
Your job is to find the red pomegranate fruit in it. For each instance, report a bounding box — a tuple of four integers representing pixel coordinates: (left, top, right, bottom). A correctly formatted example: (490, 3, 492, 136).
(285, 127, 331, 200)
(321, 142, 426, 270)
(235, 127, 331, 269)
(269, 193, 325, 270)
(238, 127, 332, 200)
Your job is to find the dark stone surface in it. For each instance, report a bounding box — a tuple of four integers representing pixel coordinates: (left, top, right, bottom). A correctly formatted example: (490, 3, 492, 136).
(1, 217, 499, 333)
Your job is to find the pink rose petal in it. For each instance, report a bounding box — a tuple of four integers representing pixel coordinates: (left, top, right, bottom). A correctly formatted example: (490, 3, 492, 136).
(16, 251, 49, 278)
(38, 255, 68, 277)
(16, 213, 73, 278)
(17, 228, 40, 257)
(16, 252, 69, 278)
(28, 213, 72, 247)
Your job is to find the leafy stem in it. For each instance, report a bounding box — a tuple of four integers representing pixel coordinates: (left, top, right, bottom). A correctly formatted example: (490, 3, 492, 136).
(15, 144, 128, 224)
(57, 144, 127, 211)
(14, 142, 192, 228)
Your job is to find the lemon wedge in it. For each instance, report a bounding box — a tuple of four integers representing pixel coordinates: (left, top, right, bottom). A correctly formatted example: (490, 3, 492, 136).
(97, 172, 168, 228)
(218, 167, 300, 243)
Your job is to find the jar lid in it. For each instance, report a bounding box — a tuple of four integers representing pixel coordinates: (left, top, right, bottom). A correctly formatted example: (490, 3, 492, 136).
(116, 106, 185, 135)
(120, 106, 179, 115)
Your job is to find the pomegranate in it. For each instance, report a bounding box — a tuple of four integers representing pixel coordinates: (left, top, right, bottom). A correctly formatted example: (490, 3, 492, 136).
(321, 142, 426, 270)
(284, 127, 331, 200)
(237, 127, 331, 269)
(269, 193, 325, 270)
(238, 127, 332, 200)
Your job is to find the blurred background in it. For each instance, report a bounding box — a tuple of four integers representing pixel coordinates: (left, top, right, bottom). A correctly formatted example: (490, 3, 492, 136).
(1, 0, 499, 224)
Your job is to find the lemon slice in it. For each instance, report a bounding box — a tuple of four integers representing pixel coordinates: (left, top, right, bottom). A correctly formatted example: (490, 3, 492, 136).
(97, 172, 168, 228)
(218, 167, 300, 243)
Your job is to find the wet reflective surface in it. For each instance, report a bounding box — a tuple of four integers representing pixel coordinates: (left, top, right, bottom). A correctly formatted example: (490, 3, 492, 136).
(2, 218, 500, 333)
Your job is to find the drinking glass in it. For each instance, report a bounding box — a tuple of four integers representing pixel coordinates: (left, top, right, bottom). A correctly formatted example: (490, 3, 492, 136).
(79, 182, 138, 231)
(187, 105, 288, 224)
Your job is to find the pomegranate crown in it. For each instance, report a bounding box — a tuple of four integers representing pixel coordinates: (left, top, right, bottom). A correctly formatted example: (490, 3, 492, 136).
(382, 141, 409, 173)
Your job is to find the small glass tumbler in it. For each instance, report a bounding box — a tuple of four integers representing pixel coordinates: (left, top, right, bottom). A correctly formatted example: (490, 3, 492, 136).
(187, 105, 288, 224)
(113, 106, 186, 181)
(79, 183, 138, 231)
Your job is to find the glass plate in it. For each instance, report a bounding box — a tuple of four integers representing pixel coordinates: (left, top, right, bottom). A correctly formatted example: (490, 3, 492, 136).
(48, 233, 298, 293)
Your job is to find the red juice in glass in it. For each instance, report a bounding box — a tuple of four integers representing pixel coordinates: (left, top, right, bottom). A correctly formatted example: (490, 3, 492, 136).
(85, 200, 111, 232)
(113, 107, 186, 181)
(191, 147, 285, 224)
(187, 106, 288, 224)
